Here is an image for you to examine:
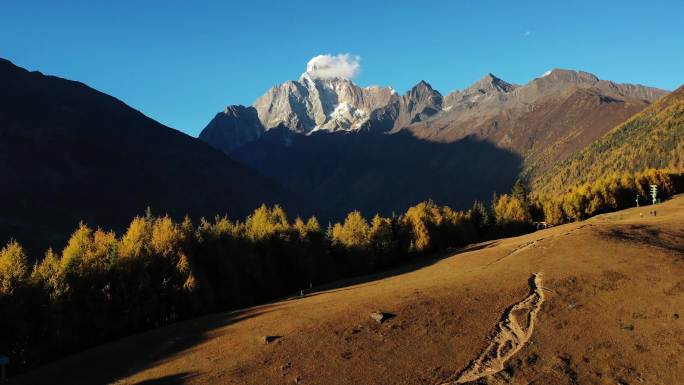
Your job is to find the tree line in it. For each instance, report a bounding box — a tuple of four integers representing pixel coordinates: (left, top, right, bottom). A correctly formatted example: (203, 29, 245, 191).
(0, 198, 532, 373)
(531, 87, 684, 197)
(491, 169, 684, 227)
(531, 168, 684, 225)
(1, 167, 681, 373)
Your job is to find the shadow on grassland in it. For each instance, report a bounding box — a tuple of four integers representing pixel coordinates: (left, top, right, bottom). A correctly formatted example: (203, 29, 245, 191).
(298, 240, 500, 300)
(10, 306, 281, 385)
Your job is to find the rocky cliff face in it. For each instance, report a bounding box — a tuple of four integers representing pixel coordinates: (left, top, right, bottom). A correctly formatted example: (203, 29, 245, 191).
(392, 80, 444, 129)
(203, 67, 666, 136)
(200, 68, 667, 157)
(253, 74, 396, 133)
(199, 105, 264, 154)
(442, 73, 517, 112)
(358, 80, 444, 133)
(512, 69, 665, 102)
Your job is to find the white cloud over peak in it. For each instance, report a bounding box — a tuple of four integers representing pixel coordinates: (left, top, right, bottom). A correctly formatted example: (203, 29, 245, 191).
(303, 54, 361, 80)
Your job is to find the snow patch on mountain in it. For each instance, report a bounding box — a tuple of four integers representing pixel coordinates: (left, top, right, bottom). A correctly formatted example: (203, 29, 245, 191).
(255, 59, 395, 134)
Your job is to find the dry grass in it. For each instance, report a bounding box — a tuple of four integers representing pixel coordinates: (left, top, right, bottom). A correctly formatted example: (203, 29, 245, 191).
(12, 196, 684, 385)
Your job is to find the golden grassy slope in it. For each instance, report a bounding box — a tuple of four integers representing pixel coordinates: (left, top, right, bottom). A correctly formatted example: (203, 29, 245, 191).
(11, 196, 684, 385)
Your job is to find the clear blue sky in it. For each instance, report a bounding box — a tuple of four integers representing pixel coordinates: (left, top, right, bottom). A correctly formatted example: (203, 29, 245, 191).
(2, 0, 683, 136)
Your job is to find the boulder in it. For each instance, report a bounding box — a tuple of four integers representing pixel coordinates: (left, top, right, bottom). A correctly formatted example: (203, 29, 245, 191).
(370, 311, 395, 324)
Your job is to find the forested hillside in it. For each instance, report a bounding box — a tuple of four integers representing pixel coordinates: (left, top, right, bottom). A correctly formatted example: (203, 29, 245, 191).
(6, 164, 684, 374)
(0, 198, 519, 373)
(533, 85, 684, 196)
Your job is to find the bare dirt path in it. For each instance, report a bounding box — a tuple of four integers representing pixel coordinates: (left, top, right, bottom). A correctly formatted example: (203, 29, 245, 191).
(451, 273, 545, 384)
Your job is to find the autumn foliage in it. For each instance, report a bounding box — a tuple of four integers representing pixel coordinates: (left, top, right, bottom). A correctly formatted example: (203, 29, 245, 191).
(0, 200, 488, 372)
(1, 168, 681, 372)
(532, 168, 683, 224)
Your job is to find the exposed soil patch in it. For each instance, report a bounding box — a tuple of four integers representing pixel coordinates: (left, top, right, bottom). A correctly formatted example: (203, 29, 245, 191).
(449, 274, 545, 384)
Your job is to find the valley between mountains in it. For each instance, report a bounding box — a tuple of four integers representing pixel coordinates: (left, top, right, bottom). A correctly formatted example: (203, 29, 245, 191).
(1, 55, 683, 385)
(2, 3, 684, 385)
(200, 68, 667, 220)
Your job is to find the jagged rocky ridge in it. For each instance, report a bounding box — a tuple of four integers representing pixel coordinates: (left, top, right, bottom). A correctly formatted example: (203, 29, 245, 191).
(199, 69, 667, 219)
(201, 69, 666, 158)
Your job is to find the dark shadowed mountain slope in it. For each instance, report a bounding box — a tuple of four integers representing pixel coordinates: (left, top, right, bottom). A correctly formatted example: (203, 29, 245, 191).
(533, 84, 684, 195)
(0, 59, 304, 254)
(232, 128, 522, 220)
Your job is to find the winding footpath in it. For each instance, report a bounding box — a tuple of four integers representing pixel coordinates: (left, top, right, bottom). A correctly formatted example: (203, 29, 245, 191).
(448, 273, 545, 384)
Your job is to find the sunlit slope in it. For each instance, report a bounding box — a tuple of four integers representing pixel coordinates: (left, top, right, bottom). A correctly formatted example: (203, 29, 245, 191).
(13, 196, 684, 385)
(534, 85, 684, 195)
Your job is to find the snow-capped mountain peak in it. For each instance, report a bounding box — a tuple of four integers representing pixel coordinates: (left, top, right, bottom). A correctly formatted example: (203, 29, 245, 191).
(253, 75, 395, 133)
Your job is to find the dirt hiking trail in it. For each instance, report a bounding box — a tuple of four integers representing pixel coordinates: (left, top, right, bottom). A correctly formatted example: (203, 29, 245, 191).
(452, 273, 545, 384)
